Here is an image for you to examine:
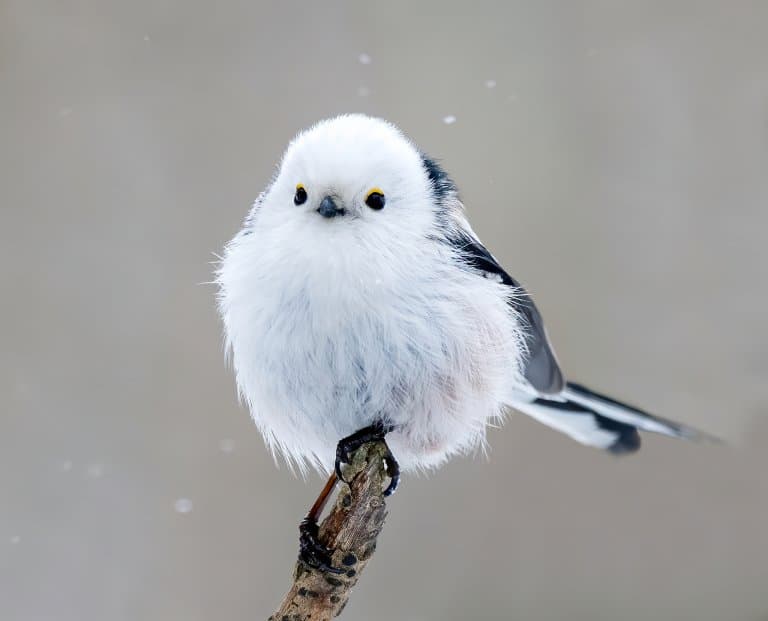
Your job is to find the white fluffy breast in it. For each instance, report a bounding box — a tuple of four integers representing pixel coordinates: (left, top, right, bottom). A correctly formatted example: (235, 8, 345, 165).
(217, 214, 526, 473)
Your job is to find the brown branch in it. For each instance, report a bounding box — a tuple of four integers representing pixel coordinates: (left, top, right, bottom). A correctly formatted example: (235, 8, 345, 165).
(268, 442, 390, 621)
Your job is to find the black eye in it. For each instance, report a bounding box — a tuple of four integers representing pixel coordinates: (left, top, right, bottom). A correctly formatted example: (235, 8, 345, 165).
(365, 190, 385, 210)
(294, 184, 307, 206)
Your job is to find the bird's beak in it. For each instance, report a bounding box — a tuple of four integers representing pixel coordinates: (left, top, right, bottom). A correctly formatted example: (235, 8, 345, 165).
(317, 196, 345, 218)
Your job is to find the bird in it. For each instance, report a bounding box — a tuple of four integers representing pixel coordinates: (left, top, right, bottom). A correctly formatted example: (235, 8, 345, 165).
(216, 114, 709, 571)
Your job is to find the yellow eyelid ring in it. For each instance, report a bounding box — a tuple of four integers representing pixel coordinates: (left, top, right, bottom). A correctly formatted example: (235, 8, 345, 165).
(296, 183, 305, 191)
(365, 187, 384, 199)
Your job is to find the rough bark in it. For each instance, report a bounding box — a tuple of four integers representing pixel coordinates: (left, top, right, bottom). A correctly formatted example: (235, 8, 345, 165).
(268, 442, 390, 621)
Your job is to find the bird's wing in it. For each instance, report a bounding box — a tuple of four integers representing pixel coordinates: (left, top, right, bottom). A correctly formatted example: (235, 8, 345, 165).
(446, 230, 565, 395)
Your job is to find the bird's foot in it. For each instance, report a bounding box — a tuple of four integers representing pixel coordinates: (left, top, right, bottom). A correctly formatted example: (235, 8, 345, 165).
(335, 421, 400, 497)
(298, 517, 344, 574)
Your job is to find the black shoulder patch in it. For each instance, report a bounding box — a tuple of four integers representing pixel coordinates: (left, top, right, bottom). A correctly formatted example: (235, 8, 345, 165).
(421, 154, 456, 203)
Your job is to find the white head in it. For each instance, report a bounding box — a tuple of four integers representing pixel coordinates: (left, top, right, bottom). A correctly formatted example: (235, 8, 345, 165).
(248, 115, 451, 245)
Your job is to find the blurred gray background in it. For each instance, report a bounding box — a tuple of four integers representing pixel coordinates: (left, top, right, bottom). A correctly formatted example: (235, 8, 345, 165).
(1, 1, 767, 620)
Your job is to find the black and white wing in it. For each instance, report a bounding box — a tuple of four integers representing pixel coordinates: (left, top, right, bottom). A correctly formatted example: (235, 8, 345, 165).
(447, 229, 565, 395)
(421, 153, 564, 395)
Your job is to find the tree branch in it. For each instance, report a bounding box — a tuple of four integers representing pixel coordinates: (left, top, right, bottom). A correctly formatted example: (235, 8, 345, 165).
(268, 442, 390, 621)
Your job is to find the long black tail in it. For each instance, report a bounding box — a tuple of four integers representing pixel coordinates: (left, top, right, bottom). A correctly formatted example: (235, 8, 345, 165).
(511, 382, 711, 454)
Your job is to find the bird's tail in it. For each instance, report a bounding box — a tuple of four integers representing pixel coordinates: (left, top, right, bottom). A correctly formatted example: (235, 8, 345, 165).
(511, 381, 711, 454)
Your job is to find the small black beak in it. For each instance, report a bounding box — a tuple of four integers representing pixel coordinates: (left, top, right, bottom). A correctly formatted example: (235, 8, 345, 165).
(317, 196, 345, 218)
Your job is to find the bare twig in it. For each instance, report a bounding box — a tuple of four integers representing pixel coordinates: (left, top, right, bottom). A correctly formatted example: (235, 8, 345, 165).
(268, 442, 390, 621)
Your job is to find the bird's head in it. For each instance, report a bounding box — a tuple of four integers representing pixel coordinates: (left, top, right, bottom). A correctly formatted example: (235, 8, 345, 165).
(250, 115, 453, 241)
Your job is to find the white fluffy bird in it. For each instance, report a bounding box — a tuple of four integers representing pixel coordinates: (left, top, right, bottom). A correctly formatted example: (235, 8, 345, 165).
(217, 114, 708, 568)
(216, 115, 707, 567)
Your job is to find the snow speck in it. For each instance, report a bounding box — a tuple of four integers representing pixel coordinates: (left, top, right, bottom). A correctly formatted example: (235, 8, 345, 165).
(219, 438, 235, 454)
(174, 498, 193, 514)
(587, 48, 598, 57)
(58, 107, 72, 118)
(60, 460, 73, 472)
(357, 86, 370, 97)
(358, 53, 372, 65)
(143, 34, 151, 42)
(485, 79, 497, 89)
(442, 115, 457, 125)
(10, 536, 20, 545)
(86, 464, 103, 478)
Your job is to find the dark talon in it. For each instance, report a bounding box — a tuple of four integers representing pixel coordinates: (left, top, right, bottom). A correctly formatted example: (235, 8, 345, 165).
(334, 444, 349, 482)
(382, 448, 400, 497)
(298, 517, 344, 574)
(334, 421, 400, 496)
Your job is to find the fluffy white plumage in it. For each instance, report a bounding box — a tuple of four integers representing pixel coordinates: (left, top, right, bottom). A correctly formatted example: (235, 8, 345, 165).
(216, 114, 703, 475)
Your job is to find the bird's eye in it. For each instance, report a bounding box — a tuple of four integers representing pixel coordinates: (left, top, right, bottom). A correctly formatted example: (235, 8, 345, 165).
(294, 184, 307, 206)
(365, 188, 385, 210)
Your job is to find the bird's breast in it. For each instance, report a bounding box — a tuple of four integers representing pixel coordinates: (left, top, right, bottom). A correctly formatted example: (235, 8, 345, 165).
(219, 227, 526, 463)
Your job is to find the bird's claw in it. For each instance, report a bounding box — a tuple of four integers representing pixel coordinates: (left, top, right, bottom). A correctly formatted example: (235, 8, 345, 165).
(298, 517, 344, 574)
(381, 449, 400, 497)
(334, 422, 400, 497)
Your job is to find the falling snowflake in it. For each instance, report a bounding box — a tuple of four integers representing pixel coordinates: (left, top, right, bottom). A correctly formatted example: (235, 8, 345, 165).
(358, 53, 372, 65)
(442, 115, 457, 125)
(174, 498, 193, 514)
(10, 536, 20, 544)
(357, 86, 370, 97)
(219, 438, 235, 454)
(485, 79, 497, 89)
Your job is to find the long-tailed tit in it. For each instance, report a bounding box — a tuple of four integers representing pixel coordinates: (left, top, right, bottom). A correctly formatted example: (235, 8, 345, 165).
(216, 114, 708, 571)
